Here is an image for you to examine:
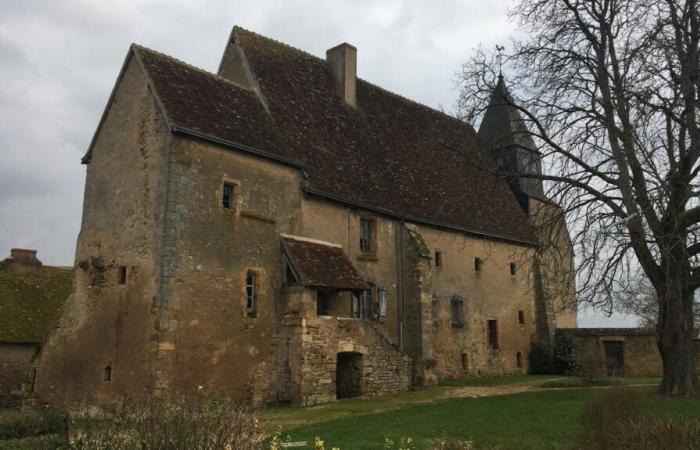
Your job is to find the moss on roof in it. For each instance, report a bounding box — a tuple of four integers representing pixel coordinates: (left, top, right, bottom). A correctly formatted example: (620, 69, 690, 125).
(0, 264, 72, 344)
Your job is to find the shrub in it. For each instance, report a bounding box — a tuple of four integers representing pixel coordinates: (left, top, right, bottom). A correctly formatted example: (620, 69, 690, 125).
(553, 332, 579, 374)
(70, 391, 262, 450)
(604, 416, 700, 450)
(0, 408, 68, 440)
(0, 433, 66, 450)
(580, 387, 648, 449)
(528, 342, 554, 374)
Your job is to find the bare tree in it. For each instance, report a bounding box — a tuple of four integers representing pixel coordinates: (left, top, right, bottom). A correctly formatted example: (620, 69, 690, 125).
(458, 0, 699, 395)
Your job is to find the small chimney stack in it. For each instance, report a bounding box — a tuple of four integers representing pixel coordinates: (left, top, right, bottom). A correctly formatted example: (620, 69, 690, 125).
(326, 43, 357, 107)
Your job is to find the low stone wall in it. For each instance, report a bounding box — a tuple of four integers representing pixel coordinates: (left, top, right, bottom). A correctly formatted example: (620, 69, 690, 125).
(558, 328, 700, 378)
(286, 316, 411, 406)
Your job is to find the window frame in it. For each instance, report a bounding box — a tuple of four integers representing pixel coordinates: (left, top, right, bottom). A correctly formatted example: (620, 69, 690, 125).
(450, 295, 465, 328)
(377, 288, 387, 321)
(245, 270, 258, 316)
(359, 217, 377, 256)
(222, 182, 236, 210)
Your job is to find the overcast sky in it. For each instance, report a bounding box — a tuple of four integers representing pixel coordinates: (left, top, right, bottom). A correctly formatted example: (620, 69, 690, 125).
(0, 0, 635, 326)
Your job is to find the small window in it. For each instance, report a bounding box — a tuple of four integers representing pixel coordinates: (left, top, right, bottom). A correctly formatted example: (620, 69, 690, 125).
(487, 319, 499, 349)
(359, 218, 376, 254)
(316, 291, 329, 316)
(117, 266, 127, 285)
(378, 288, 387, 320)
(103, 364, 112, 382)
(510, 262, 517, 275)
(435, 251, 443, 268)
(518, 310, 525, 325)
(461, 353, 468, 371)
(516, 352, 523, 368)
(474, 257, 482, 272)
(431, 297, 439, 322)
(359, 289, 373, 319)
(223, 182, 236, 209)
(451, 295, 465, 328)
(246, 271, 257, 316)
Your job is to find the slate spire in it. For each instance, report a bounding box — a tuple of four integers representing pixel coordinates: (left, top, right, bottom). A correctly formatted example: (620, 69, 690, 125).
(478, 75, 544, 206)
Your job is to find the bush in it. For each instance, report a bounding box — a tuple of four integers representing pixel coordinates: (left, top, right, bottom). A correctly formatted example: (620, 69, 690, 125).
(603, 416, 700, 450)
(0, 433, 66, 450)
(553, 332, 579, 374)
(0, 409, 67, 440)
(71, 391, 261, 450)
(580, 387, 648, 449)
(528, 342, 554, 374)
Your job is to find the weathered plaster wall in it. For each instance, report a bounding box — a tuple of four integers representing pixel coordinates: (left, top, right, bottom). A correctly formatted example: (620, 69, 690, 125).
(415, 224, 536, 380)
(529, 198, 577, 346)
(161, 136, 303, 404)
(34, 55, 170, 409)
(0, 343, 38, 403)
(300, 196, 537, 383)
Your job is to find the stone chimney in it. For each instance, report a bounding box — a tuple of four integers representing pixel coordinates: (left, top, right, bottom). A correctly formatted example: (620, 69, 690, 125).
(4, 248, 42, 274)
(326, 43, 357, 107)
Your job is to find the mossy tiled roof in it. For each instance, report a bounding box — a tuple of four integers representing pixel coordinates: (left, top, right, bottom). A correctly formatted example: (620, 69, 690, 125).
(0, 262, 72, 344)
(125, 28, 537, 245)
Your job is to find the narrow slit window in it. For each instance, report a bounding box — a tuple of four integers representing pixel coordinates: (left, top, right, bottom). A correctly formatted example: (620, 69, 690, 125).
(435, 251, 443, 268)
(510, 262, 517, 275)
(461, 353, 468, 371)
(487, 319, 499, 349)
(103, 364, 112, 382)
(117, 266, 127, 285)
(474, 257, 482, 272)
(246, 271, 257, 316)
(518, 310, 525, 325)
(516, 352, 522, 368)
(431, 297, 439, 322)
(223, 182, 236, 209)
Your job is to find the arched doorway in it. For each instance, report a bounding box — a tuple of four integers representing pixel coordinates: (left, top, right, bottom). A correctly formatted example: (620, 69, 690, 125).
(336, 352, 363, 399)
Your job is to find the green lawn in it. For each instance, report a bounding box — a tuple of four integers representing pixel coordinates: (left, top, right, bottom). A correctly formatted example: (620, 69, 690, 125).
(271, 386, 699, 450)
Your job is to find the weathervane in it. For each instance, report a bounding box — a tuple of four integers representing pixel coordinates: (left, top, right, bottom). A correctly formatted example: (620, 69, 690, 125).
(495, 44, 505, 77)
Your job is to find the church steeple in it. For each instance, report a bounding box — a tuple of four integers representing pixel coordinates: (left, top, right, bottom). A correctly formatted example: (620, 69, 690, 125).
(478, 76, 544, 209)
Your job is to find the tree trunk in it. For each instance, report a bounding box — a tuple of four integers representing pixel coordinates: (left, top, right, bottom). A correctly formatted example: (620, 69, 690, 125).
(656, 284, 698, 396)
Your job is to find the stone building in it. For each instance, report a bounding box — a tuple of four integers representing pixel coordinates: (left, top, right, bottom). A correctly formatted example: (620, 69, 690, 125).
(0, 249, 72, 406)
(34, 27, 576, 408)
(559, 328, 700, 378)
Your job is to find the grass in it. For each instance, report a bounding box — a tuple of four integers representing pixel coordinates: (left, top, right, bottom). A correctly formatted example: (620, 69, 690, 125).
(277, 387, 700, 450)
(539, 377, 661, 388)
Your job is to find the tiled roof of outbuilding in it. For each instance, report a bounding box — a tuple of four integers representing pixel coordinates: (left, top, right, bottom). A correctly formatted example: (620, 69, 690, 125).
(120, 28, 537, 245)
(281, 235, 369, 290)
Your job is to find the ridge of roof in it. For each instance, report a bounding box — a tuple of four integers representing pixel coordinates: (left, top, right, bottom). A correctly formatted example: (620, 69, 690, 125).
(232, 26, 466, 128)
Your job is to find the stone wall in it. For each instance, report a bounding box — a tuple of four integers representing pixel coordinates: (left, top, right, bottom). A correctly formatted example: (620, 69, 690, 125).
(561, 329, 663, 377)
(285, 314, 411, 406)
(0, 343, 38, 405)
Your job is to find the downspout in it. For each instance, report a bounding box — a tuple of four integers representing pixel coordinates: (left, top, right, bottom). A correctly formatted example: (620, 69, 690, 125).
(396, 217, 406, 351)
